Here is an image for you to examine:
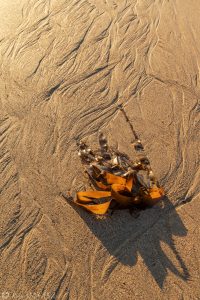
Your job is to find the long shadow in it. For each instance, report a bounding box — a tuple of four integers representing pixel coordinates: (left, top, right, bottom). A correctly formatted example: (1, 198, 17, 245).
(63, 194, 190, 288)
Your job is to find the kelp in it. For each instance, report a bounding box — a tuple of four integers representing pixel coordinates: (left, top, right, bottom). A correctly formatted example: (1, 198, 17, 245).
(68, 105, 165, 215)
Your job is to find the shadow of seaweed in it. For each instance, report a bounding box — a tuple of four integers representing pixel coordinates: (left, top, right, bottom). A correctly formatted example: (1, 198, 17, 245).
(63, 195, 189, 288)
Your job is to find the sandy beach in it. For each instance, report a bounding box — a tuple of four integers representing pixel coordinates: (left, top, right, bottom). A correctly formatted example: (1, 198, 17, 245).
(0, 0, 199, 299)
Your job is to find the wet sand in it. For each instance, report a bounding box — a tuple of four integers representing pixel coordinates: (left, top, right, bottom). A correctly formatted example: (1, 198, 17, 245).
(0, 0, 200, 299)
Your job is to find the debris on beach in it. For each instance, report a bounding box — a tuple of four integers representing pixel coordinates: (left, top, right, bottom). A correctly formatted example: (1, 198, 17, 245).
(73, 106, 165, 215)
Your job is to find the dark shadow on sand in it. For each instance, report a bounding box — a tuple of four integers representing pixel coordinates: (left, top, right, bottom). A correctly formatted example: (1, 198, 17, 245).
(63, 195, 189, 288)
